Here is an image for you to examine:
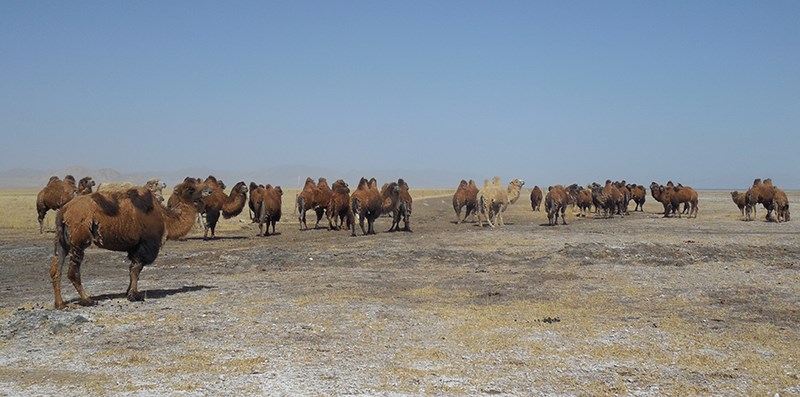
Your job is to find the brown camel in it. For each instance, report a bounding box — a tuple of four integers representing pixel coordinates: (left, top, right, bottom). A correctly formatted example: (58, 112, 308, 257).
(351, 178, 382, 236)
(530, 185, 543, 211)
(628, 184, 647, 212)
(453, 179, 479, 224)
(36, 175, 95, 233)
(545, 185, 569, 226)
(380, 182, 402, 233)
(313, 178, 333, 228)
(391, 178, 413, 232)
(327, 179, 353, 231)
(296, 177, 321, 230)
(731, 191, 747, 218)
(199, 176, 249, 239)
(49, 179, 208, 309)
(252, 184, 283, 236)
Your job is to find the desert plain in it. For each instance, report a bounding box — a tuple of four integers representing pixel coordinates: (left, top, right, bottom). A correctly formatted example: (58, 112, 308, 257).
(0, 187, 798, 396)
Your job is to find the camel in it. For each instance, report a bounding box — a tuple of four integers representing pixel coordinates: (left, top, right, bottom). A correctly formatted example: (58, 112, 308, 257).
(314, 178, 333, 228)
(380, 182, 402, 232)
(453, 179, 479, 224)
(296, 177, 321, 230)
(392, 178, 413, 232)
(545, 185, 569, 226)
(327, 179, 353, 231)
(477, 177, 524, 227)
(252, 184, 283, 236)
(98, 179, 168, 205)
(530, 186, 543, 211)
(49, 178, 208, 309)
(36, 175, 95, 233)
(731, 191, 747, 219)
(199, 176, 249, 239)
(748, 179, 790, 223)
(351, 178, 382, 236)
(654, 183, 698, 218)
(628, 184, 647, 212)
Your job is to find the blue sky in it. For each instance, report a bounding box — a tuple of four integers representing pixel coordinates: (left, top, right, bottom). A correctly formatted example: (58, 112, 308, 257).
(1, 1, 798, 188)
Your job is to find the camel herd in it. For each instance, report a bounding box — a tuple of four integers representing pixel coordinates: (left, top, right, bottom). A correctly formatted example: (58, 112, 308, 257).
(36, 174, 791, 309)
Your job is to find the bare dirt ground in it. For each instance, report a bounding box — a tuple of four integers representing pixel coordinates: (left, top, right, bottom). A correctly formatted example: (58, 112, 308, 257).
(1, 190, 798, 396)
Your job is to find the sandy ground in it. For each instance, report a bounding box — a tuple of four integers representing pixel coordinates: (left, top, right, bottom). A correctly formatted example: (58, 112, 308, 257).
(0, 190, 798, 396)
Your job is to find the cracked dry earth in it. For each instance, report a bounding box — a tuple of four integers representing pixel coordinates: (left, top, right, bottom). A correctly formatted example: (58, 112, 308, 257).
(1, 191, 799, 396)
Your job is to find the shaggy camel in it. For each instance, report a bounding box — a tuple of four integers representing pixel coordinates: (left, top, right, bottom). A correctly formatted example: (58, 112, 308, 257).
(297, 177, 320, 230)
(569, 185, 593, 217)
(628, 184, 647, 212)
(36, 175, 95, 233)
(747, 178, 789, 222)
(199, 176, 249, 239)
(392, 178, 413, 232)
(545, 185, 570, 226)
(327, 179, 352, 230)
(731, 191, 748, 219)
(314, 178, 333, 228)
(650, 182, 696, 218)
(380, 182, 402, 232)
(530, 186, 543, 211)
(453, 179, 479, 224)
(590, 180, 621, 218)
(350, 178, 382, 236)
(773, 188, 790, 223)
(49, 178, 208, 309)
(252, 184, 283, 236)
(98, 179, 168, 205)
(477, 177, 524, 227)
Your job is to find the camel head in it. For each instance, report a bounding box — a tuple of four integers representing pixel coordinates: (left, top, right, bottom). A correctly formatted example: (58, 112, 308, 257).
(730, 191, 739, 199)
(78, 177, 95, 194)
(232, 181, 248, 194)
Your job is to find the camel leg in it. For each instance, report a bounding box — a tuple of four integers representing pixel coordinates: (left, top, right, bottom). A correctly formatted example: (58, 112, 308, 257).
(454, 203, 462, 224)
(298, 209, 306, 231)
(561, 207, 568, 225)
(126, 262, 145, 302)
(66, 250, 94, 306)
(314, 208, 325, 229)
(38, 209, 47, 234)
(50, 240, 68, 309)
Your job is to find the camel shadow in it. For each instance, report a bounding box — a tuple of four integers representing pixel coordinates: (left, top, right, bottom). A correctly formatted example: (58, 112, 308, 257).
(184, 236, 249, 241)
(66, 284, 216, 305)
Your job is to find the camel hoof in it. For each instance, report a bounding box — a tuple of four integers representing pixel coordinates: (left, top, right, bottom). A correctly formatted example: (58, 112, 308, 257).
(127, 292, 144, 302)
(54, 302, 66, 310)
(79, 298, 97, 307)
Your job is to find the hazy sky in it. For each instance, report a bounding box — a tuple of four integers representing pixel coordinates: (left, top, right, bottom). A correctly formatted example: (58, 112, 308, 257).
(1, 1, 798, 187)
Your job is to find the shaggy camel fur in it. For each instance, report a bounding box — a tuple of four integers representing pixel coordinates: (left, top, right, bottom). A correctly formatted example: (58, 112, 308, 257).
(380, 182, 402, 232)
(569, 185, 593, 217)
(296, 177, 320, 230)
(628, 184, 647, 212)
(773, 188, 790, 223)
(98, 179, 168, 205)
(650, 182, 697, 218)
(545, 185, 569, 226)
(49, 179, 207, 309)
(731, 191, 747, 218)
(530, 186, 543, 211)
(392, 178, 413, 232)
(200, 177, 249, 239)
(314, 178, 333, 228)
(252, 184, 283, 236)
(747, 178, 789, 222)
(37, 175, 95, 233)
(477, 177, 505, 228)
(327, 179, 352, 230)
(247, 182, 264, 222)
(453, 179, 479, 224)
(477, 177, 524, 227)
(350, 178, 382, 236)
(590, 180, 621, 218)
